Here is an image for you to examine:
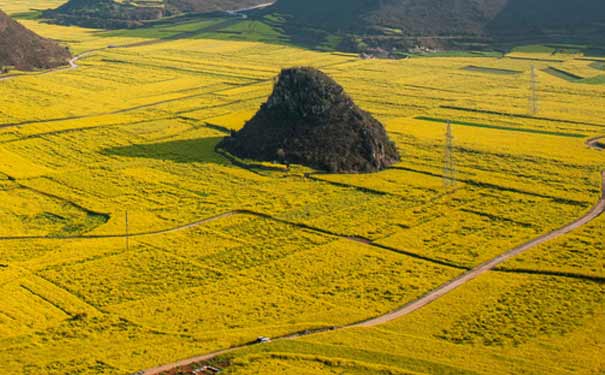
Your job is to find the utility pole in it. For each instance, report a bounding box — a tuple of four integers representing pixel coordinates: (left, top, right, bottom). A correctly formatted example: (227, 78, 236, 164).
(529, 65, 539, 116)
(444, 120, 455, 188)
(125, 211, 129, 251)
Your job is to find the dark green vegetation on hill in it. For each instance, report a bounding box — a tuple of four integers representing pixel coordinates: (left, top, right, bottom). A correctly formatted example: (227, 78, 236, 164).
(43, 0, 164, 29)
(43, 0, 269, 29)
(165, 0, 268, 14)
(220, 67, 400, 173)
(34, 0, 605, 54)
(267, 0, 605, 52)
(0, 9, 71, 71)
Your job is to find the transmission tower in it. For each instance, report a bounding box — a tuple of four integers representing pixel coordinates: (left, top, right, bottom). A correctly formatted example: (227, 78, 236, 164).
(529, 65, 539, 115)
(443, 121, 455, 188)
(125, 211, 129, 251)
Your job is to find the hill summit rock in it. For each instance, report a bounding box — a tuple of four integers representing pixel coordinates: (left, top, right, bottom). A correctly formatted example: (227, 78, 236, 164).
(0, 10, 71, 71)
(219, 67, 400, 173)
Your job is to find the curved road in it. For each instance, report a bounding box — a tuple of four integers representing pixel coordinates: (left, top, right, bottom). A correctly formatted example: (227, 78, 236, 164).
(0, 1, 277, 83)
(140, 169, 605, 375)
(0, 50, 98, 83)
(353, 170, 605, 327)
(2, 29, 604, 371)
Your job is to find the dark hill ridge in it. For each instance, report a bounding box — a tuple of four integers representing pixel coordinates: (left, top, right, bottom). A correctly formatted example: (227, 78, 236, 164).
(44, 0, 271, 29)
(219, 67, 400, 173)
(269, 0, 605, 47)
(43, 0, 165, 29)
(0, 9, 71, 71)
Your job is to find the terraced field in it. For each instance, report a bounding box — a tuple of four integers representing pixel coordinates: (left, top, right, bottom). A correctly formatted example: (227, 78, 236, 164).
(0, 3, 604, 375)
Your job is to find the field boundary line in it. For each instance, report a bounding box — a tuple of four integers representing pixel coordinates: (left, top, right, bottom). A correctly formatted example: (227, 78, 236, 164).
(140, 167, 605, 374)
(351, 170, 605, 327)
(0, 209, 466, 270)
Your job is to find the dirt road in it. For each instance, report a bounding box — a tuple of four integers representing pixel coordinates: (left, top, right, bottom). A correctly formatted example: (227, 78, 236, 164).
(0, 211, 237, 241)
(0, 50, 98, 83)
(353, 171, 605, 327)
(0, 1, 274, 83)
(1, 133, 602, 375)
(140, 168, 605, 374)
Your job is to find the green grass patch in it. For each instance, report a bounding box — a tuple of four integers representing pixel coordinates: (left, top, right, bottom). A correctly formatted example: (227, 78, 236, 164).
(543, 67, 584, 81)
(411, 50, 502, 58)
(415, 116, 586, 138)
(511, 44, 556, 54)
(202, 19, 287, 45)
(590, 61, 605, 71)
(226, 340, 473, 375)
(544, 67, 605, 85)
(580, 75, 605, 85)
(10, 10, 42, 20)
(463, 65, 521, 75)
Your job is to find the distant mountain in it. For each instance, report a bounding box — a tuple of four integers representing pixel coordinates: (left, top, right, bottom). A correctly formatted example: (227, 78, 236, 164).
(269, 0, 605, 49)
(44, 0, 271, 29)
(43, 0, 165, 29)
(0, 9, 71, 71)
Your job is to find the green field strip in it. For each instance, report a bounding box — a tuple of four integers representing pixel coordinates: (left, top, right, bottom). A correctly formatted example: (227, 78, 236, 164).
(462, 65, 522, 75)
(506, 56, 565, 63)
(439, 105, 605, 128)
(415, 116, 586, 138)
(543, 66, 584, 81)
(590, 61, 605, 71)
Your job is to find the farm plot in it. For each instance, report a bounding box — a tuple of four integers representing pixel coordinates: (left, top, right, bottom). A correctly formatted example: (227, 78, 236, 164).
(226, 272, 605, 375)
(1, 15, 605, 375)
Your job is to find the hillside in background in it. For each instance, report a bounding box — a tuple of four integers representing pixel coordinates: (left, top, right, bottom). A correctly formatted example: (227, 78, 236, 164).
(0, 9, 71, 71)
(43, 0, 270, 29)
(43, 0, 165, 29)
(268, 0, 605, 51)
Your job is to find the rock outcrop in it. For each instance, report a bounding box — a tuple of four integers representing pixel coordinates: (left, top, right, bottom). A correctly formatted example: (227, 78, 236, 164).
(219, 67, 400, 173)
(0, 9, 71, 71)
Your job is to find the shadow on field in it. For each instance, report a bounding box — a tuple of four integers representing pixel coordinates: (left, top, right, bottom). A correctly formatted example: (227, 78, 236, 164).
(103, 136, 228, 164)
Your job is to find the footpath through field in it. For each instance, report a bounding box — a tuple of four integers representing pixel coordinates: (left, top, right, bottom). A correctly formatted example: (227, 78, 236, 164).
(0, 2, 275, 83)
(140, 168, 605, 374)
(2, 22, 604, 372)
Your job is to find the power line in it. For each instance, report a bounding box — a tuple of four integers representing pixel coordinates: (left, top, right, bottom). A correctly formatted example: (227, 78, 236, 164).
(444, 120, 455, 188)
(125, 211, 129, 251)
(529, 65, 539, 116)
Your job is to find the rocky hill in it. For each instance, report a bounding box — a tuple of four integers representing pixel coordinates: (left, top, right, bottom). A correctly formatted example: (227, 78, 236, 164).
(0, 10, 71, 71)
(219, 67, 400, 173)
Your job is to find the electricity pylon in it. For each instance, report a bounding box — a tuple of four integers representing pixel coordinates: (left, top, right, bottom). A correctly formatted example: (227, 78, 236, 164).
(529, 65, 539, 116)
(444, 121, 455, 188)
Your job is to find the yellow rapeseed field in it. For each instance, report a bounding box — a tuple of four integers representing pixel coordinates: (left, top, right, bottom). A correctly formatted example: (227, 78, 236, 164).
(0, 8, 604, 374)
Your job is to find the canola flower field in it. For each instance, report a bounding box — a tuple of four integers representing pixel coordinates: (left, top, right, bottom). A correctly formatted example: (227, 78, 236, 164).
(0, 3, 604, 374)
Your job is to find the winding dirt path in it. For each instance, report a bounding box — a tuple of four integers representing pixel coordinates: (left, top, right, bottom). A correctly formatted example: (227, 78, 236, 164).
(1, 132, 602, 374)
(353, 171, 605, 327)
(140, 168, 605, 375)
(0, 50, 99, 83)
(3, 29, 604, 370)
(0, 211, 237, 241)
(0, 1, 275, 83)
